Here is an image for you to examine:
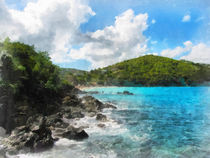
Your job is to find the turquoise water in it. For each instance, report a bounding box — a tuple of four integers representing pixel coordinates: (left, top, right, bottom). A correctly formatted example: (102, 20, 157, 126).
(7, 87, 210, 158)
(85, 87, 210, 158)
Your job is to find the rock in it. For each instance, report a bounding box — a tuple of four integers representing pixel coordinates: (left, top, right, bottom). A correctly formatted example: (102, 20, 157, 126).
(97, 124, 105, 128)
(65, 112, 84, 119)
(4, 116, 54, 152)
(117, 91, 134, 95)
(62, 94, 81, 107)
(82, 96, 104, 112)
(87, 91, 99, 94)
(103, 103, 117, 109)
(96, 113, 107, 122)
(87, 112, 97, 117)
(45, 113, 69, 129)
(56, 126, 88, 140)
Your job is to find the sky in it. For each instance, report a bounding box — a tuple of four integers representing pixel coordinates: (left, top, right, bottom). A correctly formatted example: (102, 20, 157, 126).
(1, 0, 210, 70)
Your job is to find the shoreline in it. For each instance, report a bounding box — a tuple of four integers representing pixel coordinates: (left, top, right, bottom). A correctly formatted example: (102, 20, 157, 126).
(77, 85, 210, 91)
(0, 92, 118, 156)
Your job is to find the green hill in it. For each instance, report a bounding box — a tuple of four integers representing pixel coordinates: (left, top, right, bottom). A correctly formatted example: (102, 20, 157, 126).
(63, 55, 210, 86)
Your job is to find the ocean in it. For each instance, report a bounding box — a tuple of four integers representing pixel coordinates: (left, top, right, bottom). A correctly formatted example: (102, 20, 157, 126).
(3, 87, 210, 158)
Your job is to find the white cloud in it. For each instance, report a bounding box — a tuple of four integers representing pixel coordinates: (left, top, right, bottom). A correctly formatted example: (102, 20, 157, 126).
(161, 41, 210, 64)
(161, 41, 193, 58)
(151, 40, 158, 44)
(182, 14, 191, 22)
(0, 1, 149, 69)
(70, 9, 149, 68)
(0, 0, 95, 63)
(151, 19, 156, 24)
(181, 43, 210, 64)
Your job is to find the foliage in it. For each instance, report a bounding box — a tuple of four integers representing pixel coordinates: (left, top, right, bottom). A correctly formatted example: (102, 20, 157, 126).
(62, 55, 210, 86)
(0, 39, 70, 114)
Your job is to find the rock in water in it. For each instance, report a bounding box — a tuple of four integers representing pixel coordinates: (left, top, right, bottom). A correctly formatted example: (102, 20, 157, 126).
(96, 113, 107, 122)
(54, 126, 89, 140)
(117, 91, 134, 95)
(82, 96, 104, 112)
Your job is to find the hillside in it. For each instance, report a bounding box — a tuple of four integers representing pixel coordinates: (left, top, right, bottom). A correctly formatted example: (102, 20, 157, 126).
(62, 55, 210, 86)
(60, 68, 87, 85)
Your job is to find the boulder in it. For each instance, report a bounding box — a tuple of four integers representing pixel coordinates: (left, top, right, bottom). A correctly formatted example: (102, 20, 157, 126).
(96, 113, 107, 122)
(4, 116, 54, 152)
(45, 113, 69, 129)
(55, 126, 88, 140)
(97, 124, 105, 128)
(62, 94, 81, 107)
(82, 96, 104, 112)
(103, 103, 117, 109)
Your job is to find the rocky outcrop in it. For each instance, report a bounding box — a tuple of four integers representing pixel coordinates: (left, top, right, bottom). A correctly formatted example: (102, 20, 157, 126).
(1, 90, 117, 153)
(4, 116, 54, 152)
(54, 126, 88, 140)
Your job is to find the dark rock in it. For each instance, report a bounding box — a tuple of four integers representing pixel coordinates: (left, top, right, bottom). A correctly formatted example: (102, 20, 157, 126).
(82, 96, 104, 112)
(64, 111, 84, 119)
(97, 123, 105, 128)
(103, 103, 117, 109)
(87, 91, 99, 94)
(62, 94, 81, 107)
(56, 126, 89, 140)
(4, 116, 54, 152)
(96, 113, 107, 122)
(117, 91, 134, 95)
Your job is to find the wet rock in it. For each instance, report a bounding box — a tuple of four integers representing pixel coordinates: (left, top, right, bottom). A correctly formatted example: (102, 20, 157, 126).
(87, 112, 97, 117)
(96, 113, 107, 122)
(55, 126, 88, 140)
(117, 91, 134, 95)
(4, 116, 54, 152)
(97, 123, 105, 128)
(66, 112, 84, 119)
(82, 96, 104, 112)
(103, 103, 117, 109)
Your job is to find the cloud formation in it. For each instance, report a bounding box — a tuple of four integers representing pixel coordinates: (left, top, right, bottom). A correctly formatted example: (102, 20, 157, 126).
(161, 41, 210, 64)
(0, 1, 149, 69)
(0, 0, 95, 63)
(181, 43, 210, 64)
(70, 9, 149, 68)
(161, 41, 192, 58)
(182, 14, 191, 22)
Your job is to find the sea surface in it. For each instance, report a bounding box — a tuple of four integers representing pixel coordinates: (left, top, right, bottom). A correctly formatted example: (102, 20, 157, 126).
(3, 87, 210, 158)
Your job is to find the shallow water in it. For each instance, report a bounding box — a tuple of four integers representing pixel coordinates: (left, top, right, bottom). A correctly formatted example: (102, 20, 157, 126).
(5, 87, 210, 158)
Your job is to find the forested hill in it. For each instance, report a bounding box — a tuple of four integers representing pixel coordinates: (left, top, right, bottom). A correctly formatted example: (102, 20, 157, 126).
(62, 55, 210, 86)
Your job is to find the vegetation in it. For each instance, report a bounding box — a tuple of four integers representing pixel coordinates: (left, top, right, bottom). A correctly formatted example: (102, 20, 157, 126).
(62, 55, 210, 86)
(0, 39, 72, 115)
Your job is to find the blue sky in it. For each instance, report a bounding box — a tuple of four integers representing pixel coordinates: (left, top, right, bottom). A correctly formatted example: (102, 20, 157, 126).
(2, 0, 210, 70)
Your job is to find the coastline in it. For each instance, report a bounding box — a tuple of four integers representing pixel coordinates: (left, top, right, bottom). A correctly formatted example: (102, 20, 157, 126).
(76, 85, 118, 91)
(0, 88, 118, 157)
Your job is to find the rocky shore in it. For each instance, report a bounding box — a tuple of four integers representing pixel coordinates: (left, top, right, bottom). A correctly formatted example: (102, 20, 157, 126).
(0, 91, 116, 155)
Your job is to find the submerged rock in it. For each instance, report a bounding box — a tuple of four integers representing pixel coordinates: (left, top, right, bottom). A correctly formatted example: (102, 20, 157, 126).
(117, 91, 134, 95)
